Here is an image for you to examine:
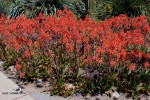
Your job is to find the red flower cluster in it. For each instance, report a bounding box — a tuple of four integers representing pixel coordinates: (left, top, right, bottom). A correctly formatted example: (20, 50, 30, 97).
(0, 8, 150, 74)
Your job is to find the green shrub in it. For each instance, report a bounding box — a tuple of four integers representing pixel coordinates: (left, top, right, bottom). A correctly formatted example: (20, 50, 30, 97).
(94, 1, 113, 20)
(94, 0, 150, 20)
(0, 0, 12, 15)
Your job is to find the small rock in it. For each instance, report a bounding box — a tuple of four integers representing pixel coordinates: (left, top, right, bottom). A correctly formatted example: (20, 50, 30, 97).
(15, 87, 21, 92)
(102, 93, 108, 96)
(14, 87, 21, 93)
(35, 79, 43, 87)
(8, 75, 16, 79)
(15, 80, 19, 84)
(141, 94, 149, 100)
(13, 87, 25, 94)
(9, 66, 15, 72)
(19, 90, 26, 94)
(76, 92, 82, 97)
(19, 85, 24, 89)
(18, 82, 23, 86)
(85, 93, 91, 100)
(95, 94, 110, 100)
(105, 90, 113, 97)
(18, 82, 24, 89)
(23, 81, 28, 85)
(64, 83, 75, 90)
(112, 91, 120, 99)
(18, 84, 24, 89)
(12, 72, 16, 75)
(43, 89, 49, 93)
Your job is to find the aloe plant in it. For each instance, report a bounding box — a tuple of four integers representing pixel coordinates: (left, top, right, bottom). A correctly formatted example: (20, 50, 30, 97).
(9, 0, 58, 18)
(8, 0, 86, 18)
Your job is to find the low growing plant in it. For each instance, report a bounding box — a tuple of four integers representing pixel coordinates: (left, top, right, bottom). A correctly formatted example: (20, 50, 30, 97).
(0, 8, 150, 98)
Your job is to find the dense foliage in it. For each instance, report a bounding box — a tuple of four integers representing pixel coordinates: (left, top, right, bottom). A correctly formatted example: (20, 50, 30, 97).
(8, 0, 86, 18)
(93, 0, 150, 20)
(0, 8, 150, 98)
(0, 0, 12, 15)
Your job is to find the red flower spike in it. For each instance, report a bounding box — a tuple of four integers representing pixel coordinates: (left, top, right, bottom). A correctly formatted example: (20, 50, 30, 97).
(15, 64, 21, 71)
(110, 60, 117, 68)
(128, 63, 136, 71)
(19, 72, 25, 78)
(144, 62, 149, 68)
(24, 49, 30, 58)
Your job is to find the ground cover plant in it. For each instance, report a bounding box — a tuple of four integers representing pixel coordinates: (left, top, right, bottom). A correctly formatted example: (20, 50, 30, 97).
(0, 8, 150, 98)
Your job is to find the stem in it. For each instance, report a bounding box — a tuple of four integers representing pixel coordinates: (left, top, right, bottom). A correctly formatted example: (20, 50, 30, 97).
(74, 41, 77, 72)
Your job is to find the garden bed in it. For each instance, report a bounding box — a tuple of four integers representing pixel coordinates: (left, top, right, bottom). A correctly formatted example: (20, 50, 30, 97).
(0, 8, 150, 99)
